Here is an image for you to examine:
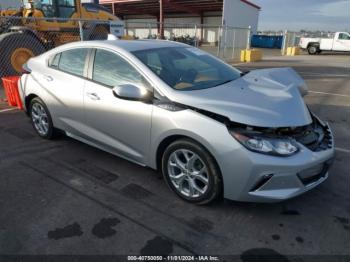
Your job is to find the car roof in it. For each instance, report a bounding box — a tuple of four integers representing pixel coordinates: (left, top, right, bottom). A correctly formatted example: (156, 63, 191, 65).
(58, 39, 189, 53)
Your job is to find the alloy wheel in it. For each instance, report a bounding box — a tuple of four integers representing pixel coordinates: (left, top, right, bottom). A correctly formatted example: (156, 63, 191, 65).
(31, 102, 49, 136)
(167, 149, 209, 199)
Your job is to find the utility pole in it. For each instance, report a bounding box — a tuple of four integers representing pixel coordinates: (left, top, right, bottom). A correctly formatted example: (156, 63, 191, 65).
(159, 0, 164, 39)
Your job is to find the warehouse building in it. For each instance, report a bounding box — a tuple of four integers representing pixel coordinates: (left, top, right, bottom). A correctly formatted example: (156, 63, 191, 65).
(2, 0, 260, 47)
(99, 0, 260, 44)
(2, 1, 260, 35)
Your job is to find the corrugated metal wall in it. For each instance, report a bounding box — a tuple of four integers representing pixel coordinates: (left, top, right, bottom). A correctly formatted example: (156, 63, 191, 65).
(223, 0, 259, 33)
(221, 0, 259, 47)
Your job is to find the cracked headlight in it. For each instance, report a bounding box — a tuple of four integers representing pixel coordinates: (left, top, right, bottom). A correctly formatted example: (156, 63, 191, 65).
(230, 131, 299, 156)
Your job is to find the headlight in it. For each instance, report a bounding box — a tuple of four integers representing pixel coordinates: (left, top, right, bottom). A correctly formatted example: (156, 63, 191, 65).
(230, 131, 299, 156)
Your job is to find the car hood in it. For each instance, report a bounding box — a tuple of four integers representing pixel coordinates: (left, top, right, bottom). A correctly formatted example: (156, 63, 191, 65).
(169, 67, 312, 128)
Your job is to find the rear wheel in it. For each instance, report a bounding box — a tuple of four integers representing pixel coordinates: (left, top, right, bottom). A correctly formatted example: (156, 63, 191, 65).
(29, 97, 56, 139)
(307, 45, 319, 55)
(0, 32, 46, 77)
(162, 139, 222, 205)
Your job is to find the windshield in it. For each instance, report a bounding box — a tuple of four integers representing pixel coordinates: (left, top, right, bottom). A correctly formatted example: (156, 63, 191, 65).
(132, 47, 241, 91)
(31, 0, 76, 18)
(30, 0, 46, 7)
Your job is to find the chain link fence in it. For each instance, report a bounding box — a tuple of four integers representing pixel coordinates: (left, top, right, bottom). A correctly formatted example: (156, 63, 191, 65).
(118, 21, 251, 61)
(0, 16, 113, 76)
(0, 16, 251, 76)
(124, 21, 199, 46)
(123, 22, 251, 62)
(216, 26, 251, 61)
(281, 31, 300, 55)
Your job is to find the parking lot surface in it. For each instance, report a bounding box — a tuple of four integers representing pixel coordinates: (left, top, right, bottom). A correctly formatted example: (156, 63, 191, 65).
(0, 53, 349, 259)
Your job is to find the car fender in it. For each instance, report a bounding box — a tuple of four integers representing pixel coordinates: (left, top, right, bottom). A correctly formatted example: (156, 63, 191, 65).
(148, 107, 241, 171)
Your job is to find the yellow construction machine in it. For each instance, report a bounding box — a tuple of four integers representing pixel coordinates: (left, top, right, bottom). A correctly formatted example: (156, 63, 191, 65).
(0, 0, 119, 76)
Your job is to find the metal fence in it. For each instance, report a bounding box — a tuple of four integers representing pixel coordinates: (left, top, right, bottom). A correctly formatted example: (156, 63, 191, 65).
(216, 26, 251, 61)
(281, 31, 300, 55)
(124, 21, 200, 46)
(0, 16, 251, 61)
(0, 16, 112, 43)
(123, 21, 251, 61)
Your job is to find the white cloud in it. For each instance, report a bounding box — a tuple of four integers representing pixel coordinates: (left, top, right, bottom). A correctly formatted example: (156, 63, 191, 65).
(317, 0, 350, 17)
(255, 0, 350, 31)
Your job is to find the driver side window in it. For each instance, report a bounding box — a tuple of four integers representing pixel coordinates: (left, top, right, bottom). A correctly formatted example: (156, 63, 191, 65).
(36, 0, 76, 18)
(37, 0, 56, 18)
(58, 0, 76, 18)
(339, 33, 350, 40)
(92, 49, 151, 90)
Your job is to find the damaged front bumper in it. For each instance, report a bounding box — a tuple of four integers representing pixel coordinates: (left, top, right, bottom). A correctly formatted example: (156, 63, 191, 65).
(220, 116, 335, 202)
(245, 152, 334, 202)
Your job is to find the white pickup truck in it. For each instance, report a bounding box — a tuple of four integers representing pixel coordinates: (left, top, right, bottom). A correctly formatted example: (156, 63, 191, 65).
(299, 32, 350, 55)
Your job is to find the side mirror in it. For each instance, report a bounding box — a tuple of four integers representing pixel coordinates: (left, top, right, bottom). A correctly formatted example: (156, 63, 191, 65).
(112, 84, 152, 102)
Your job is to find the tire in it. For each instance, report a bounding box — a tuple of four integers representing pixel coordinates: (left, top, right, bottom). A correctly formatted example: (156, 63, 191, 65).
(29, 97, 56, 140)
(307, 45, 319, 55)
(162, 138, 222, 205)
(0, 32, 46, 77)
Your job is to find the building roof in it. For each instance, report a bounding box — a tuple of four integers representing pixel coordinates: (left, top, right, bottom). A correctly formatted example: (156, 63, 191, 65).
(100, 0, 261, 16)
(240, 0, 261, 10)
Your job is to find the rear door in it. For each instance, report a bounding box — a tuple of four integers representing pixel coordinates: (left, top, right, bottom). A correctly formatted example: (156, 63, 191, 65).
(43, 48, 90, 136)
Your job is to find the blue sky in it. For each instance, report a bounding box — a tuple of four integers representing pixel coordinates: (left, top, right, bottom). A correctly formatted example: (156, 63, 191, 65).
(253, 0, 350, 31)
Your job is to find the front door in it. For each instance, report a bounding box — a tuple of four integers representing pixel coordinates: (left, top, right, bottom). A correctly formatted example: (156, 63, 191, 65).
(84, 49, 153, 165)
(334, 33, 350, 51)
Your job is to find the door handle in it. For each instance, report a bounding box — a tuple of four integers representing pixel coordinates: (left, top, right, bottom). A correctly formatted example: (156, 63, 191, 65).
(43, 75, 53, 82)
(86, 92, 100, 100)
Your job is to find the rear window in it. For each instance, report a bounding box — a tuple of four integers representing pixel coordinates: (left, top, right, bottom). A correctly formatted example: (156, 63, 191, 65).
(49, 53, 61, 68)
(50, 48, 88, 77)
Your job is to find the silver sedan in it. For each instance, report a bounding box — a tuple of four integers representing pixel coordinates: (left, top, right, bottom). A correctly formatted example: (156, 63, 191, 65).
(19, 40, 335, 204)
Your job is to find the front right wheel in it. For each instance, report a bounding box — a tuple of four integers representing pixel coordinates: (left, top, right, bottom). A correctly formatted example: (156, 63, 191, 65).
(162, 139, 222, 205)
